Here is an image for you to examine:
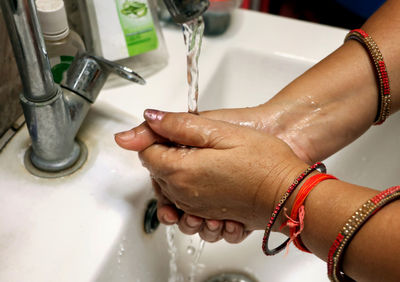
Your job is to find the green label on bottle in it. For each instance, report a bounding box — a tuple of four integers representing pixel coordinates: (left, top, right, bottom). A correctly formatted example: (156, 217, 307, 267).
(115, 0, 158, 57)
(51, 56, 74, 84)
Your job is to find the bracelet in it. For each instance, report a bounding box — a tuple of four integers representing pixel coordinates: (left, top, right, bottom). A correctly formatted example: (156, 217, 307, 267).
(344, 29, 392, 125)
(327, 186, 400, 281)
(286, 173, 338, 253)
(262, 162, 326, 256)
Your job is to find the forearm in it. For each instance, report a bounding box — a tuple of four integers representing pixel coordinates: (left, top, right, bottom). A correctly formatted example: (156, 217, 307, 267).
(271, 170, 400, 281)
(260, 40, 378, 162)
(257, 0, 400, 162)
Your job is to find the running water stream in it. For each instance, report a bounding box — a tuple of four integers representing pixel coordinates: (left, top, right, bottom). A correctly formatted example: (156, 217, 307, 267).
(183, 17, 205, 114)
(182, 16, 207, 281)
(167, 225, 206, 282)
(167, 17, 207, 282)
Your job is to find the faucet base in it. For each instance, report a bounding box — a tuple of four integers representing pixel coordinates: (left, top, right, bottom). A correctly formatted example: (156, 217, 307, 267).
(24, 139, 88, 178)
(31, 141, 81, 172)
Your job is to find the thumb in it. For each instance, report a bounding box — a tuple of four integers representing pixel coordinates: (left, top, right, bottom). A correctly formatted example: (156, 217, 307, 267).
(143, 109, 240, 149)
(114, 122, 165, 151)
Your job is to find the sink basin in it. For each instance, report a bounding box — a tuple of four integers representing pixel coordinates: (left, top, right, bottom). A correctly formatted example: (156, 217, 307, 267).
(200, 47, 313, 110)
(1, 8, 399, 282)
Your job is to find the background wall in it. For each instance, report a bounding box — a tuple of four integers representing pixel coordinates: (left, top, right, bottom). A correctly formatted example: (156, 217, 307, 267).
(0, 9, 23, 138)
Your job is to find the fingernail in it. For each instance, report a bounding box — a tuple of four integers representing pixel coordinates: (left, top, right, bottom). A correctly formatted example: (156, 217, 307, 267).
(114, 129, 135, 141)
(206, 220, 220, 231)
(144, 109, 165, 122)
(163, 213, 176, 224)
(225, 222, 236, 233)
(186, 215, 202, 228)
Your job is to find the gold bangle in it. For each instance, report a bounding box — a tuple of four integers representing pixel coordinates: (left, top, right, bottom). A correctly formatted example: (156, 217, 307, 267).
(327, 186, 400, 281)
(345, 29, 391, 125)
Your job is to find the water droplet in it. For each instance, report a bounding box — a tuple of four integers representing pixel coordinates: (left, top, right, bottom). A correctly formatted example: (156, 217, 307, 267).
(187, 246, 196, 255)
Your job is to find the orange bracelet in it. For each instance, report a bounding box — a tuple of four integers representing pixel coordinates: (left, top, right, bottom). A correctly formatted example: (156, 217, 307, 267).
(281, 173, 338, 253)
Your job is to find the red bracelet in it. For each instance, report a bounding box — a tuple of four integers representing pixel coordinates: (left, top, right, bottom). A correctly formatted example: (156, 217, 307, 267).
(262, 162, 326, 256)
(286, 173, 338, 253)
(345, 29, 392, 125)
(327, 186, 400, 281)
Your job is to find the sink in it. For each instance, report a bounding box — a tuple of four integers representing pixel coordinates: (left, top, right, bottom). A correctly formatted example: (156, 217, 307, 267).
(1, 8, 400, 282)
(200, 47, 313, 110)
(0, 102, 170, 282)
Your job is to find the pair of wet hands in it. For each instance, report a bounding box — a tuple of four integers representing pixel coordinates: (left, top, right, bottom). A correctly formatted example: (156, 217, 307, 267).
(115, 109, 251, 243)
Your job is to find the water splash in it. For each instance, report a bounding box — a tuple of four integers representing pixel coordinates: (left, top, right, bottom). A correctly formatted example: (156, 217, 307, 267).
(167, 225, 207, 282)
(182, 17, 205, 114)
(188, 238, 206, 282)
(167, 225, 184, 282)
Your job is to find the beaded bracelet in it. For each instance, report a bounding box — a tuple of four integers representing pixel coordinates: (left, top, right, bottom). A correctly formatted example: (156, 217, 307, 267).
(262, 162, 326, 256)
(327, 185, 400, 281)
(345, 29, 391, 125)
(286, 173, 338, 253)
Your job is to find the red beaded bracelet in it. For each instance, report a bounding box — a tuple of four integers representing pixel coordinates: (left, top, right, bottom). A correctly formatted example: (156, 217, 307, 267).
(281, 173, 338, 253)
(345, 29, 392, 125)
(262, 162, 326, 256)
(327, 185, 400, 281)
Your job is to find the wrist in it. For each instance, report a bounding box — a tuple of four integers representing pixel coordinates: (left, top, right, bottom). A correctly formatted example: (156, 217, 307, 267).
(270, 161, 318, 232)
(253, 158, 309, 230)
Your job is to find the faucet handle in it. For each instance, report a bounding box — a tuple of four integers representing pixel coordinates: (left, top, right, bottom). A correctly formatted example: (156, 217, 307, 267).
(62, 53, 146, 103)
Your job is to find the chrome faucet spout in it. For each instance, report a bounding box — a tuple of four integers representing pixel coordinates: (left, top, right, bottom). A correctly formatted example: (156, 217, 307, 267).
(163, 0, 210, 23)
(1, 0, 57, 102)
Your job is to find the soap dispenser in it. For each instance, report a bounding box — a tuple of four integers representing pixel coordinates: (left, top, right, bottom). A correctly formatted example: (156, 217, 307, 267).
(36, 0, 86, 84)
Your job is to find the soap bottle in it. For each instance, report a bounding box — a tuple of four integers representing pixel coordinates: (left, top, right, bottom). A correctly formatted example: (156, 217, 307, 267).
(36, 0, 86, 84)
(83, 0, 168, 85)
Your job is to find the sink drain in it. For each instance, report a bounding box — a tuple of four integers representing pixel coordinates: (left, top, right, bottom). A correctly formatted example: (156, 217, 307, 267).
(143, 199, 160, 234)
(203, 272, 257, 282)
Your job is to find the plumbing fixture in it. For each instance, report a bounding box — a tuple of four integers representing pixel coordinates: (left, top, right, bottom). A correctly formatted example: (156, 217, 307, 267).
(0, 0, 145, 174)
(144, 199, 160, 234)
(0, 0, 208, 174)
(163, 0, 210, 23)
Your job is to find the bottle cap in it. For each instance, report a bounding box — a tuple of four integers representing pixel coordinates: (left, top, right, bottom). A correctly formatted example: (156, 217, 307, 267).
(36, 0, 69, 41)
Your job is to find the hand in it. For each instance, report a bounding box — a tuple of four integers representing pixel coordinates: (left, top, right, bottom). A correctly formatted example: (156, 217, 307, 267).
(114, 99, 365, 242)
(152, 178, 251, 243)
(130, 109, 307, 230)
(116, 107, 269, 243)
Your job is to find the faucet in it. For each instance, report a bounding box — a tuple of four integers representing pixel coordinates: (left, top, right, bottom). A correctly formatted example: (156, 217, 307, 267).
(0, 0, 209, 174)
(162, 0, 210, 23)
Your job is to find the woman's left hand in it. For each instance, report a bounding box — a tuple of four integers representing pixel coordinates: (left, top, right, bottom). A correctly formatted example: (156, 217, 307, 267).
(127, 109, 307, 231)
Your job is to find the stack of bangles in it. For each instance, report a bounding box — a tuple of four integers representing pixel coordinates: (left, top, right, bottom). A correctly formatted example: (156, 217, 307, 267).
(261, 160, 400, 281)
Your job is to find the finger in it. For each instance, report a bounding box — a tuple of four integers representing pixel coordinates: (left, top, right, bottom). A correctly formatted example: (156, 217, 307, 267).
(178, 214, 203, 235)
(151, 178, 180, 225)
(114, 122, 165, 151)
(157, 204, 180, 225)
(199, 219, 224, 243)
(222, 221, 248, 244)
(143, 109, 241, 149)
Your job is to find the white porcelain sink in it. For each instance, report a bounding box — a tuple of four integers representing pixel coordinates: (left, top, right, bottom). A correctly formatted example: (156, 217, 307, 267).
(1, 9, 399, 282)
